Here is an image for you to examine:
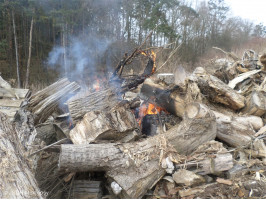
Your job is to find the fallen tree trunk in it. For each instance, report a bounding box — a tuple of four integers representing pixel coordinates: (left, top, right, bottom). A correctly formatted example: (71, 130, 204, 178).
(59, 103, 216, 198)
(27, 78, 80, 124)
(0, 112, 42, 198)
(194, 67, 245, 110)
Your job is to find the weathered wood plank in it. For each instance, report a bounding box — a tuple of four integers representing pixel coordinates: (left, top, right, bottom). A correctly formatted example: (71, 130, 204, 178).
(27, 78, 80, 125)
(0, 88, 30, 98)
(0, 98, 24, 107)
(0, 106, 19, 118)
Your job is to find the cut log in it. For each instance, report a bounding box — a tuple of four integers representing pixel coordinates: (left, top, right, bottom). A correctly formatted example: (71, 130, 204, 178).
(175, 141, 233, 175)
(59, 103, 216, 198)
(67, 88, 120, 123)
(213, 111, 256, 147)
(244, 138, 266, 159)
(242, 90, 266, 116)
(194, 67, 245, 110)
(0, 112, 42, 198)
(27, 78, 80, 124)
(233, 115, 263, 131)
(69, 102, 139, 144)
(141, 78, 186, 117)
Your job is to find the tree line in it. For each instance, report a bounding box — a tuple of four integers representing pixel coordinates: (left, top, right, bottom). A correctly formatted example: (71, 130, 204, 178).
(0, 0, 265, 88)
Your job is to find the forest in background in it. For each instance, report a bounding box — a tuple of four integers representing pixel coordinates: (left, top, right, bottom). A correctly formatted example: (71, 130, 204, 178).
(0, 0, 265, 89)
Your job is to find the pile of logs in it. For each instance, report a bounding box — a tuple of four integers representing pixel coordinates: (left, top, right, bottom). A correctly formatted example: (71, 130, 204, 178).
(0, 48, 265, 199)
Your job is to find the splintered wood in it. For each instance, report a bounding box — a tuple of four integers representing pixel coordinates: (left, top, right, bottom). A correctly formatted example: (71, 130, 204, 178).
(69, 102, 139, 144)
(27, 78, 80, 124)
(67, 88, 120, 123)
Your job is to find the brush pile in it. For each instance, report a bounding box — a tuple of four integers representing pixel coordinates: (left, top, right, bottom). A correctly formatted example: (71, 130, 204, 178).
(0, 47, 265, 199)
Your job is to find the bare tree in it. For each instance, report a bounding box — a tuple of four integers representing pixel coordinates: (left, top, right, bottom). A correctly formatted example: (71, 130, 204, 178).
(25, 17, 34, 89)
(12, 10, 20, 88)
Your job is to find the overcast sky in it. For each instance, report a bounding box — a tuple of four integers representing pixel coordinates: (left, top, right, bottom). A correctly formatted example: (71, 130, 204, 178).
(224, 0, 266, 25)
(190, 0, 266, 25)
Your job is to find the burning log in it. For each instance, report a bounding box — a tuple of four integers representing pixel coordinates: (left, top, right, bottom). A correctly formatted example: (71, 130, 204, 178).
(59, 102, 216, 198)
(0, 112, 42, 198)
(69, 101, 139, 144)
(27, 78, 80, 125)
(194, 67, 245, 110)
(141, 78, 186, 117)
(242, 90, 266, 116)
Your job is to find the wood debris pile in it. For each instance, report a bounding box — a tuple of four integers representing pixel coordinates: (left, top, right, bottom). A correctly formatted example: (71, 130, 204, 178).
(0, 47, 265, 199)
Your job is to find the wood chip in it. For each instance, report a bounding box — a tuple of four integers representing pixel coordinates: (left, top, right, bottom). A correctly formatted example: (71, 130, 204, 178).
(216, 178, 233, 185)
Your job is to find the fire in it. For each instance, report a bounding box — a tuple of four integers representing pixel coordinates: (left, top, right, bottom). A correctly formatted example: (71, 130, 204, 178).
(92, 78, 100, 91)
(137, 102, 165, 126)
(151, 50, 156, 73)
(141, 51, 148, 56)
(140, 50, 157, 74)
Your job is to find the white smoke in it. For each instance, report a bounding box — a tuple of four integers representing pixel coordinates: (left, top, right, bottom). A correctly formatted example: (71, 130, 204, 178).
(46, 33, 112, 83)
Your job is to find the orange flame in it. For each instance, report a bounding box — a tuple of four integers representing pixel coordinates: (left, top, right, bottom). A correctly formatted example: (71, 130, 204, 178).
(151, 50, 156, 73)
(93, 79, 100, 91)
(137, 102, 166, 126)
(141, 51, 148, 56)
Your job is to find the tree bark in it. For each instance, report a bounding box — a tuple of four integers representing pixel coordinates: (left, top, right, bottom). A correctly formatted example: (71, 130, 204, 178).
(25, 17, 34, 89)
(12, 10, 20, 88)
(0, 112, 42, 198)
(59, 103, 216, 198)
(194, 67, 245, 110)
